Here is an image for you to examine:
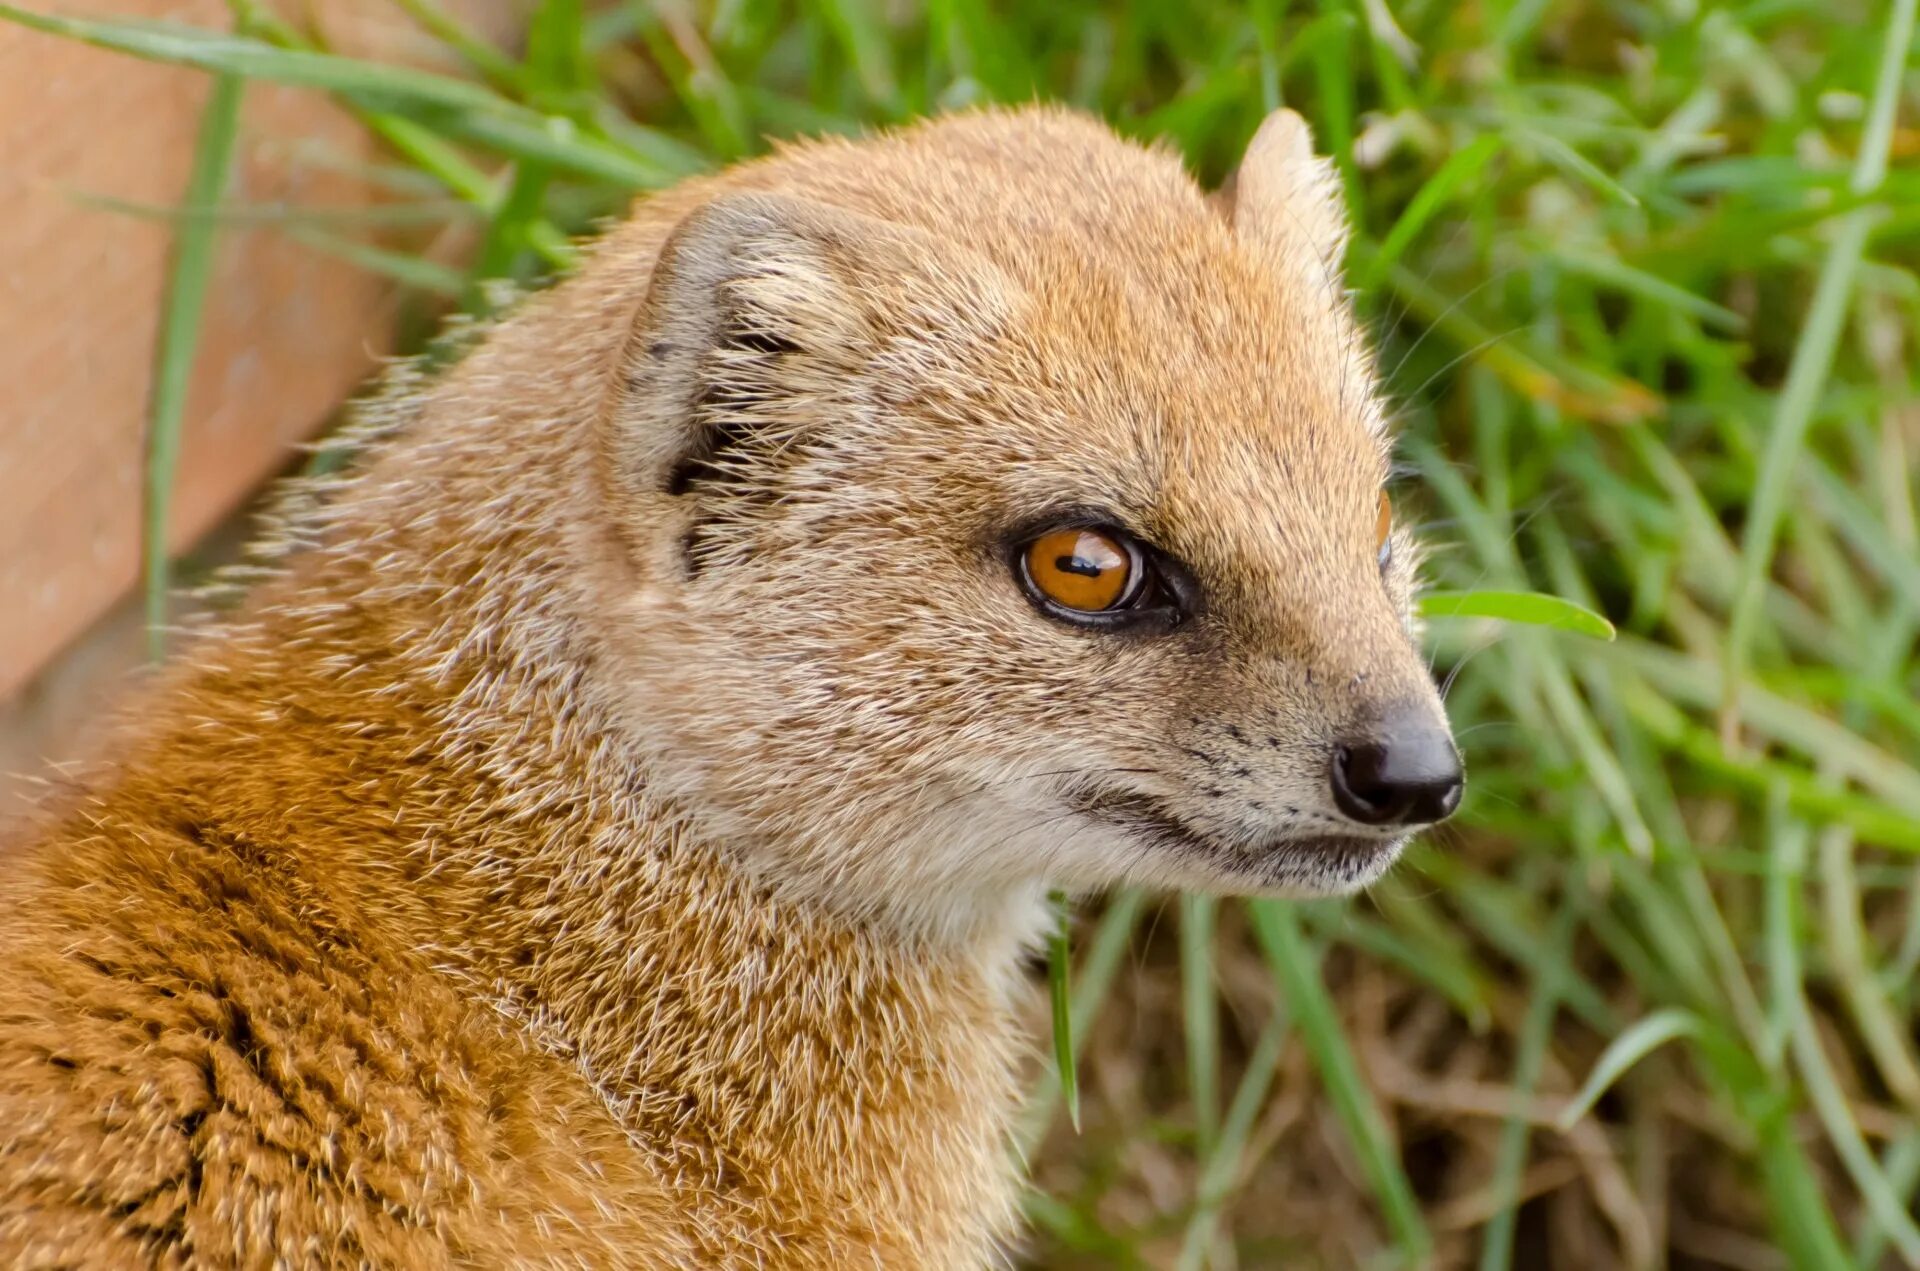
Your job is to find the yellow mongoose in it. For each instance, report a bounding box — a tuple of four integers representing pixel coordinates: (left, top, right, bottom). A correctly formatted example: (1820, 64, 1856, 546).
(0, 106, 1460, 1267)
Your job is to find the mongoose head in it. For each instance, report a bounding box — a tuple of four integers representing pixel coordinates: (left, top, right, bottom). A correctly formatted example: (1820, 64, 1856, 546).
(596, 108, 1460, 936)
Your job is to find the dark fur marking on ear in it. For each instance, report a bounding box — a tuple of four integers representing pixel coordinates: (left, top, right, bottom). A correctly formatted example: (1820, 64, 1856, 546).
(658, 315, 806, 575)
(662, 323, 784, 499)
(668, 411, 762, 497)
(727, 325, 800, 357)
(665, 458, 699, 498)
(669, 382, 784, 570)
(649, 341, 675, 360)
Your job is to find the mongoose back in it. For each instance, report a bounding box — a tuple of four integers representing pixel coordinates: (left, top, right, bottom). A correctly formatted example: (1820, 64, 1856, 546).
(0, 106, 1462, 1267)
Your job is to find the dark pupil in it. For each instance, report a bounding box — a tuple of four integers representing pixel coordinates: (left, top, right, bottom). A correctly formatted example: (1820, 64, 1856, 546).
(1055, 553, 1104, 579)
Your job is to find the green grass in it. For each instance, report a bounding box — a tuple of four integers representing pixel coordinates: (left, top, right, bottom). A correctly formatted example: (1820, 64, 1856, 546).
(11, 0, 1918, 1264)
(141, 69, 241, 661)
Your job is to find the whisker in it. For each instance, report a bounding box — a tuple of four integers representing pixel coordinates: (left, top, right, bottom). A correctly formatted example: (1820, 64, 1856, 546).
(1400, 324, 1529, 409)
(1383, 264, 1521, 385)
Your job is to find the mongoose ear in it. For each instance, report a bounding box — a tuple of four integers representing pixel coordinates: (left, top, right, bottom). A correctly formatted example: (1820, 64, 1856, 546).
(1220, 109, 1350, 286)
(602, 191, 1010, 517)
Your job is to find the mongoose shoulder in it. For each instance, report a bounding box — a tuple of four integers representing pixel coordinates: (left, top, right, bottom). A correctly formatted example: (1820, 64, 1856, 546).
(0, 105, 1460, 1268)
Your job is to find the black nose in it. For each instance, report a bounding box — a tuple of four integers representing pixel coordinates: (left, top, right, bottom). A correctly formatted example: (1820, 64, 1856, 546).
(1329, 709, 1463, 827)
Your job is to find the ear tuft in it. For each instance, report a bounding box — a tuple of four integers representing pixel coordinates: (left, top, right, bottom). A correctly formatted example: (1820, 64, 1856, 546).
(1221, 109, 1351, 287)
(599, 194, 882, 511)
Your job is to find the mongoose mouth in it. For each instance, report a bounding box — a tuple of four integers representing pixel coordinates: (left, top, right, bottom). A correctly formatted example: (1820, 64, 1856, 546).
(1064, 787, 1404, 894)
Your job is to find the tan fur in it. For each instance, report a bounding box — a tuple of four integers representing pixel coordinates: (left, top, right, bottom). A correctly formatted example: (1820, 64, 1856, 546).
(0, 106, 1452, 1267)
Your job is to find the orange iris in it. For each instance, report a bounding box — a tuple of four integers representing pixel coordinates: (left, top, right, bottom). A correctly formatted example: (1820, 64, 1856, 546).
(1025, 529, 1133, 612)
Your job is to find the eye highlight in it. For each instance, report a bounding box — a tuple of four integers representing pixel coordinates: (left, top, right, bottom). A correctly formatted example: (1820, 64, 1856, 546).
(1022, 528, 1138, 612)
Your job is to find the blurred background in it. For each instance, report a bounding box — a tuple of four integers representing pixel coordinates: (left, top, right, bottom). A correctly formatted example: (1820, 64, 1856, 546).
(2, 0, 1918, 1265)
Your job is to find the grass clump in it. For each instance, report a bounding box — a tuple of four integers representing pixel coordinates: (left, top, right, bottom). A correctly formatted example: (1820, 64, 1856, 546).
(8, 0, 1918, 1265)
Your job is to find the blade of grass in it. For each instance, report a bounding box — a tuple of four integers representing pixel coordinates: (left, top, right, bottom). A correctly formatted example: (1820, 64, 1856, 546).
(1412, 434, 1654, 852)
(283, 226, 468, 295)
(1021, 890, 1146, 1154)
(1627, 692, 1920, 852)
(0, 7, 697, 188)
(77, 192, 466, 228)
(818, 0, 901, 113)
(220, 1, 579, 269)
(1048, 889, 1080, 1134)
(1305, 904, 1494, 1032)
(1305, 0, 1360, 218)
(1557, 1008, 1706, 1130)
(3, 10, 521, 111)
(1179, 893, 1221, 1154)
(1755, 1110, 1858, 1270)
(1249, 899, 1431, 1265)
(1248, 0, 1282, 112)
(143, 71, 242, 661)
(1023, 1191, 1145, 1266)
(633, 3, 754, 160)
(525, 0, 588, 101)
(1820, 822, 1920, 1111)
(1175, 996, 1293, 1271)
(1478, 892, 1580, 1271)
(1856, 1132, 1920, 1269)
(1772, 800, 1920, 1264)
(1511, 122, 1641, 208)
(465, 161, 555, 307)
(1418, 589, 1615, 639)
(392, 0, 527, 94)
(1357, 133, 1502, 293)
(1606, 638, 1920, 817)
(1418, 855, 1620, 1032)
(1544, 246, 1746, 333)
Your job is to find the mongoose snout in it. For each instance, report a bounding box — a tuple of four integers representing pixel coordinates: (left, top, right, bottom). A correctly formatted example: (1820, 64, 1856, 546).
(1329, 703, 1466, 828)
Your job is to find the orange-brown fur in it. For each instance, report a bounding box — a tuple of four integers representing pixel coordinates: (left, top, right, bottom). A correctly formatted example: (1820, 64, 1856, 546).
(1, 107, 1452, 1266)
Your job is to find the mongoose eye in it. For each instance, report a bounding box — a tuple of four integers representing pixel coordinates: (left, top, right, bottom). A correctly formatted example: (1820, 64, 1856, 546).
(1376, 492, 1393, 570)
(1022, 528, 1140, 613)
(1013, 521, 1196, 633)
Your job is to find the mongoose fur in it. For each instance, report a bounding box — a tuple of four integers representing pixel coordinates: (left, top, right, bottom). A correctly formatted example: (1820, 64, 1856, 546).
(0, 105, 1458, 1267)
